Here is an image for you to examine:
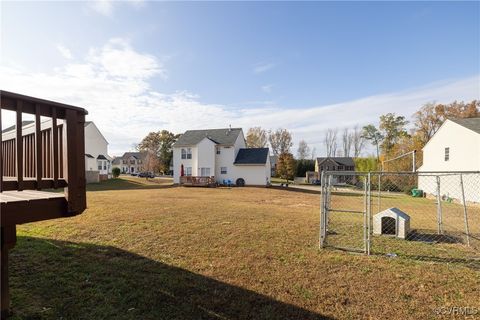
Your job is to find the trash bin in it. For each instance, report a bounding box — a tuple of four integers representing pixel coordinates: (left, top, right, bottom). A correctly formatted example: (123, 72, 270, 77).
(411, 189, 423, 197)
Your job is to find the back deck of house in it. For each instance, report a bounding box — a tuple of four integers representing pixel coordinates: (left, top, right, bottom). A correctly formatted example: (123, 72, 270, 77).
(180, 176, 217, 187)
(1, 90, 88, 318)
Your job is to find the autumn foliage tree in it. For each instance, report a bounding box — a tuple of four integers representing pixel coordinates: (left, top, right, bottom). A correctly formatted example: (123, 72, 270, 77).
(246, 127, 268, 148)
(276, 152, 296, 183)
(138, 130, 179, 174)
(268, 129, 293, 156)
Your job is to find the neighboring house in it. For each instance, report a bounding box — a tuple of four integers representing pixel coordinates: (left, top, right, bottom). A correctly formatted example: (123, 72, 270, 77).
(418, 118, 480, 202)
(314, 157, 355, 183)
(84, 121, 111, 181)
(1, 120, 111, 183)
(112, 152, 147, 174)
(172, 127, 271, 186)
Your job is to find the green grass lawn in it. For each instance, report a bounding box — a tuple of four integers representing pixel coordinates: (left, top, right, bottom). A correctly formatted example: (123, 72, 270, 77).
(9, 177, 480, 319)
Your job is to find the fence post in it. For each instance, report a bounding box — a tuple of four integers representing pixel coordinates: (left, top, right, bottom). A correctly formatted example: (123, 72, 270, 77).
(319, 171, 325, 248)
(363, 173, 368, 254)
(367, 172, 374, 255)
(435, 175, 443, 234)
(459, 174, 471, 247)
(377, 173, 381, 213)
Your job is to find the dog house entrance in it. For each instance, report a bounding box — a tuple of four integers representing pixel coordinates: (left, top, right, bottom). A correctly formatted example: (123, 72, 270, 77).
(381, 217, 396, 235)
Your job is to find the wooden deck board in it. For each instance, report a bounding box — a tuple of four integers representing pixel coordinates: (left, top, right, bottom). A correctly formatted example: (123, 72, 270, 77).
(0, 190, 64, 203)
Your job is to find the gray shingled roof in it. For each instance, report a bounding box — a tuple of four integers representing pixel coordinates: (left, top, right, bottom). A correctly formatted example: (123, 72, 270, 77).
(316, 157, 355, 167)
(1, 120, 35, 134)
(234, 148, 269, 165)
(449, 117, 480, 134)
(174, 128, 243, 147)
(111, 152, 146, 164)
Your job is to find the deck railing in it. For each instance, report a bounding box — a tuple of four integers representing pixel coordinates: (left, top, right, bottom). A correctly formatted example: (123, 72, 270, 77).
(180, 176, 217, 187)
(0, 90, 87, 214)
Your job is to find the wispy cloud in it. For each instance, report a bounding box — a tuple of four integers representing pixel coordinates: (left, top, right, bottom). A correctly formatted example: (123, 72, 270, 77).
(88, 0, 114, 17)
(261, 84, 274, 93)
(56, 44, 73, 60)
(253, 62, 275, 74)
(87, 0, 145, 17)
(1, 38, 478, 156)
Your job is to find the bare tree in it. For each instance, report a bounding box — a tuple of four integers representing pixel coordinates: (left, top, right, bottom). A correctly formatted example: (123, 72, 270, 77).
(341, 128, 352, 157)
(246, 127, 268, 148)
(324, 129, 338, 157)
(310, 146, 317, 160)
(351, 125, 365, 158)
(268, 129, 293, 155)
(296, 140, 311, 159)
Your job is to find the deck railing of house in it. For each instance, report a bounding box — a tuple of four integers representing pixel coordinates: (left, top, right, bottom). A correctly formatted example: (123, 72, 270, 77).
(1, 91, 89, 318)
(180, 176, 217, 187)
(1, 90, 87, 214)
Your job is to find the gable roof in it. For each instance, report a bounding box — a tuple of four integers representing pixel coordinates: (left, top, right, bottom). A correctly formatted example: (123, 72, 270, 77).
(84, 121, 109, 145)
(449, 117, 480, 134)
(234, 148, 269, 165)
(173, 128, 243, 147)
(316, 157, 355, 167)
(1, 120, 35, 134)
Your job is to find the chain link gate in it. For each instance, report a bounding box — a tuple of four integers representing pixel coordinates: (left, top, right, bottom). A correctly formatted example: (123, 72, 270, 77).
(320, 171, 480, 266)
(320, 171, 372, 254)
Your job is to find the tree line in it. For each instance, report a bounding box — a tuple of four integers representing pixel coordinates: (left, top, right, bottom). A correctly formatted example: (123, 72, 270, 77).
(133, 99, 478, 177)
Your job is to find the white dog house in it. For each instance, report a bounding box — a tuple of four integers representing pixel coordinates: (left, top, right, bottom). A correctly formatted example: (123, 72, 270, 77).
(373, 208, 410, 239)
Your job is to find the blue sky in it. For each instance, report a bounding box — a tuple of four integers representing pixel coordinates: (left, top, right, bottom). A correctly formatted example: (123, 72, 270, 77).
(1, 1, 479, 155)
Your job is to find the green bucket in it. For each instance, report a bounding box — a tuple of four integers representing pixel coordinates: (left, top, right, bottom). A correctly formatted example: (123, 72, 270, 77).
(411, 189, 423, 197)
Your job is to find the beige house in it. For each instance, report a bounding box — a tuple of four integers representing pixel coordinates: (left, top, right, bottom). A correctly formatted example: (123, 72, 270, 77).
(112, 152, 147, 174)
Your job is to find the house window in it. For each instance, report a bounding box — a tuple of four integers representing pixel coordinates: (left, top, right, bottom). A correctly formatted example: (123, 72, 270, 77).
(98, 165, 102, 170)
(138, 160, 142, 164)
(181, 148, 192, 159)
(200, 168, 211, 176)
(122, 160, 127, 164)
(220, 167, 227, 174)
(444, 147, 450, 161)
(216, 148, 221, 155)
(185, 167, 192, 176)
(130, 160, 135, 164)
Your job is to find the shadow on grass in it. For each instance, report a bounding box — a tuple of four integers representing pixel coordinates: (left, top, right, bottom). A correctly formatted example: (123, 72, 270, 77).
(269, 186, 321, 195)
(86, 177, 174, 192)
(9, 236, 332, 320)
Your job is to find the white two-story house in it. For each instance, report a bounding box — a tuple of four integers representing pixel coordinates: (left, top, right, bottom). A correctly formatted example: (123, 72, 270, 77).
(173, 127, 271, 186)
(418, 117, 480, 202)
(84, 121, 112, 181)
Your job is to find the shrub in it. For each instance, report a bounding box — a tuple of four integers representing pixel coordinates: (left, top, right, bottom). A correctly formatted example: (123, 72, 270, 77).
(112, 167, 121, 178)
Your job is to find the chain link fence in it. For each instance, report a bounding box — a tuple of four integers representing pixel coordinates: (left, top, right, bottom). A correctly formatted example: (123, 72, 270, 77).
(320, 171, 480, 267)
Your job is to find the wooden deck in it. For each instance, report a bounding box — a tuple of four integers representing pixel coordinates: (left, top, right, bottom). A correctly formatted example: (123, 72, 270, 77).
(180, 176, 217, 187)
(1, 190, 68, 226)
(1, 90, 88, 318)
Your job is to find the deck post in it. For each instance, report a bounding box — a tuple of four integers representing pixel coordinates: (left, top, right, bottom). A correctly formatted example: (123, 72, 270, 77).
(1, 225, 16, 319)
(65, 110, 86, 214)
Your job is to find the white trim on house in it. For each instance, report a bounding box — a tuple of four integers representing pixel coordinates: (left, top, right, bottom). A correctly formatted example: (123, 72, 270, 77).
(173, 128, 270, 186)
